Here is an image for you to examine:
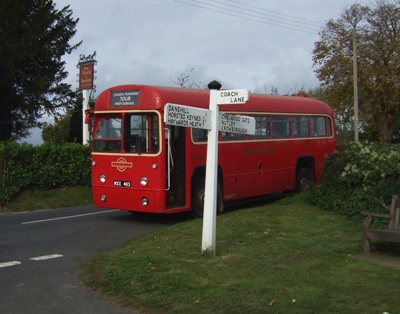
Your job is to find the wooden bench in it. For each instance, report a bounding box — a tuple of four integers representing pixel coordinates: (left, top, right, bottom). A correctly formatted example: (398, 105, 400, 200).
(362, 195, 400, 253)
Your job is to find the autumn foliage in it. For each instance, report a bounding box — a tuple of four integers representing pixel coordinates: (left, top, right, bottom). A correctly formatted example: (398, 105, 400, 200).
(313, 0, 400, 143)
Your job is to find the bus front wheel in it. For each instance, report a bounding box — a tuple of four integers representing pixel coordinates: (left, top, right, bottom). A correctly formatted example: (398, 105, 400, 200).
(191, 179, 224, 218)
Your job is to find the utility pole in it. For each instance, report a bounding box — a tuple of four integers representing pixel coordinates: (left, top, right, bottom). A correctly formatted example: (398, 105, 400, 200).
(352, 28, 359, 143)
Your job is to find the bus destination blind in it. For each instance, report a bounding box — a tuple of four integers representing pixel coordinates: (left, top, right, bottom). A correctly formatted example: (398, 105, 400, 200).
(110, 90, 140, 106)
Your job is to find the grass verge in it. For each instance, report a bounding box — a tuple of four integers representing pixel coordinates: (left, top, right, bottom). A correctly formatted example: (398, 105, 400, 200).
(0, 186, 92, 212)
(80, 194, 400, 314)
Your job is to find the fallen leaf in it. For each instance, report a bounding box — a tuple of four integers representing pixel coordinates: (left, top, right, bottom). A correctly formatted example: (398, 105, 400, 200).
(194, 299, 201, 304)
(269, 299, 275, 306)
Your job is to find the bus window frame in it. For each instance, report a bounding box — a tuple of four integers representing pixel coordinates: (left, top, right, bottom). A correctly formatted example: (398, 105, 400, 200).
(92, 114, 122, 153)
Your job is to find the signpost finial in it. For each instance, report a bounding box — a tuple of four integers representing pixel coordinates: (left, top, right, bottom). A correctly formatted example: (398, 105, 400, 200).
(208, 80, 222, 90)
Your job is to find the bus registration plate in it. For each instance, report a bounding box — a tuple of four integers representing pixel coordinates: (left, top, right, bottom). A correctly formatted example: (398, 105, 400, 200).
(113, 180, 131, 187)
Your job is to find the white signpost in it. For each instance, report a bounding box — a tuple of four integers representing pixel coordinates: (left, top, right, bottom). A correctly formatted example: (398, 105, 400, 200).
(202, 88, 252, 255)
(163, 87, 254, 255)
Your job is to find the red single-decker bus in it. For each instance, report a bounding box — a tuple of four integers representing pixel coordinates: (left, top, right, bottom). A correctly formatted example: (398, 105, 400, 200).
(91, 84, 336, 217)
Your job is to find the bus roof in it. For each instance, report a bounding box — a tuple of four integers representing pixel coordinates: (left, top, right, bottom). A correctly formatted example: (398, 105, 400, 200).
(95, 84, 334, 115)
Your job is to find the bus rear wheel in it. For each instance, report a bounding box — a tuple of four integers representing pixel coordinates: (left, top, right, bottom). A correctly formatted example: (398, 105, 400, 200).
(191, 179, 224, 218)
(296, 167, 313, 191)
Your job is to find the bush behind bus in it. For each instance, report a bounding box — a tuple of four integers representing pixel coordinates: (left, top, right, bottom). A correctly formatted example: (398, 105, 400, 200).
(308, 142, 400, 225)
(0, 142, 91, 206)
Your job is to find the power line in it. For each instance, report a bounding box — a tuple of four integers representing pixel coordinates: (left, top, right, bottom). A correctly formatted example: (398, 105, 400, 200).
(174, 0, 322, 35)
(226, 0, 324, 26)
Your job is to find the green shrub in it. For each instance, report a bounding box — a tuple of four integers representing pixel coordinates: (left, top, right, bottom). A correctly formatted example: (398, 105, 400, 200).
(0, 142, 91, 205)
(308, 142, 400, 224)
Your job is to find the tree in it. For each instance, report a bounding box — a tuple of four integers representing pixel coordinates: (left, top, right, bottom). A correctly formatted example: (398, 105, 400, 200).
(312, 0, 400, 143)
(170, 68, 205, 89)
(42, 114, 71, 144)
(0, 0, 81, 142)
(41, 92, 97, 144)
(42, 92, 85, 144)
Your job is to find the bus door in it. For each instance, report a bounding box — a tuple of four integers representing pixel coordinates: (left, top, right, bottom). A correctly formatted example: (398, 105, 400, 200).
(166, 126, 186, 208)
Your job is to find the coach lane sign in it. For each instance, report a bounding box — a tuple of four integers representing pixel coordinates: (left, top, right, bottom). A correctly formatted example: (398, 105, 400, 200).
(216, 89, 249, 104)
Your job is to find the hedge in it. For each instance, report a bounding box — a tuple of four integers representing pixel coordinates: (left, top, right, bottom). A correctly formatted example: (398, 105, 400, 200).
(307, 142, 400, 225)
(0, 142, 91, 205)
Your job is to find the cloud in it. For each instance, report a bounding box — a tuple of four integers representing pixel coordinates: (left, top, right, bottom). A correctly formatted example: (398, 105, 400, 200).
(23, 0, 371, 144)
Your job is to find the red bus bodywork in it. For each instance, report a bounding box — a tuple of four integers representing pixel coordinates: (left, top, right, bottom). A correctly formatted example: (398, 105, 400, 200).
(91, 84, 336, 216)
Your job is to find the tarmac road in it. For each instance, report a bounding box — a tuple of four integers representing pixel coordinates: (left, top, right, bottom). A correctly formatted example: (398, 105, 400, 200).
(0, 205, 188, 314)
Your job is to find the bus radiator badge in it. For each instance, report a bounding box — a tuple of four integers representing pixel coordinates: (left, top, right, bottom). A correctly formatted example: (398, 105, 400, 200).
(111, 158, 133, 172)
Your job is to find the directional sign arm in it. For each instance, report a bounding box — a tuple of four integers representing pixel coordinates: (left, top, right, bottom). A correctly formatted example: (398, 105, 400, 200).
(216, 89, 249, 105)
(219, 112, 255, 135)
(164, 103, 211, 130)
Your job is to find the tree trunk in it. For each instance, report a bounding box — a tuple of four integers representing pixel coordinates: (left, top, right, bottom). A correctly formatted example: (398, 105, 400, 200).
(0, 115, 12, 142)
(381, 119, 394, 143)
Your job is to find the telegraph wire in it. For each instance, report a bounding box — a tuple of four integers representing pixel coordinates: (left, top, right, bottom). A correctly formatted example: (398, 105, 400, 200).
(227, 0, 324, 26)
(193, 0, 321, 33)
(175, 0, 321, 35)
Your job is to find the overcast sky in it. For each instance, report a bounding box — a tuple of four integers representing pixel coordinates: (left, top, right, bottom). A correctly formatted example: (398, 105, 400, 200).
(27, 0, 370, 144)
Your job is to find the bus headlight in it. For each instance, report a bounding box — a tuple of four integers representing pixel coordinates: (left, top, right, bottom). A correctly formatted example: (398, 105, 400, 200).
(152, 163, 157, 169)
(141, 197, 149, 206)
(100, 194, 106, 202)
(140, 176, 148, 186)
(100, 174, 106, 183)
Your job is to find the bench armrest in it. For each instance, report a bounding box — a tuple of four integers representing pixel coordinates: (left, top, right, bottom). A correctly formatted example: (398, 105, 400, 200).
(362, 211, 393, 230)
(361, 212, 393, 219)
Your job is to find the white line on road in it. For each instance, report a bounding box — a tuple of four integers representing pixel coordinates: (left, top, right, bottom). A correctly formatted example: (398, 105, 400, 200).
(0, 261, 22, 268)
(22, 210, 115, 225)
(30, 254, 63, 261)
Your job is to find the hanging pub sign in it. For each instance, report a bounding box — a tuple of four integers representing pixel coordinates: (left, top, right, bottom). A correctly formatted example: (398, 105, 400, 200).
(79, 62, 94, 90)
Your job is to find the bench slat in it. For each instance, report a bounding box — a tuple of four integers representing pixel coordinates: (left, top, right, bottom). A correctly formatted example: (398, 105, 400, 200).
(366, 229, 400, 243)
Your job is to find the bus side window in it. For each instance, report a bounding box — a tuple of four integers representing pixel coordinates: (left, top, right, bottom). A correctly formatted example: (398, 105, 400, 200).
(327, 117, 333, 137)
(221, 132, 246, 141)
(250, 115, 270, 139)
(312, 116, 326, 137)
(293, 116, 310, 138)
(192, 128, 207, 142)
(272, 116, 290, 138)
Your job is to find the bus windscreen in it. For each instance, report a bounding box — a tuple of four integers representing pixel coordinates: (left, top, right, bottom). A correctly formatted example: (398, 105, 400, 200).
(93, 112, 160, 154)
